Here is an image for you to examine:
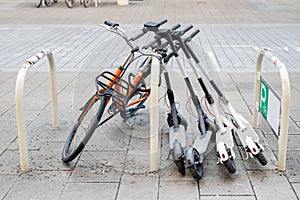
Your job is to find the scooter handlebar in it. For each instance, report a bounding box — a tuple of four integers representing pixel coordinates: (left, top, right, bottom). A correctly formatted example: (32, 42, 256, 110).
(180, 25, 193, 35)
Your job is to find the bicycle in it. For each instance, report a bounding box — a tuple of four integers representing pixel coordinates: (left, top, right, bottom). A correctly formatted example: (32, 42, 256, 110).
(65, 0, 82, 8)
(61, 21, 163, 163)
(35, 0, 57, 7)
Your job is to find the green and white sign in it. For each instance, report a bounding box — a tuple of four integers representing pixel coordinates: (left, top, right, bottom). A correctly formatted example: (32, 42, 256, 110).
(260, 78, 281, 136)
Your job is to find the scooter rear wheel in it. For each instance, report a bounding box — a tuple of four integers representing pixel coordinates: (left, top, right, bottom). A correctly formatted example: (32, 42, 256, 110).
(173, 141, 185, 176)
(188, 148, 203, 180)
(255, 150, 267, 166)
(223, 158, 236, 174)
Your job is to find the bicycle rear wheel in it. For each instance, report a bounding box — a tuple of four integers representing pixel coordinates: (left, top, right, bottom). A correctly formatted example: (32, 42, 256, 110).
(35, 0, 42, 7)
(62, 95, 105, 162)
(65, 0, 73, 8)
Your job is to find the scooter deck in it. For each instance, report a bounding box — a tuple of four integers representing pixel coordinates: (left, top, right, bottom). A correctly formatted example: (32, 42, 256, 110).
(216, 127, 234, 149)
(169, 125, 187, 149)
(235, 113, 259, 146)
(193, 131, 213, 154)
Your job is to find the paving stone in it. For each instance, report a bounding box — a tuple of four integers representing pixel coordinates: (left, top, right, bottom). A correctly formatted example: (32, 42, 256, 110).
(0, 149, 23, 174)
(69, 150, 126, 183)
(159, 180, 199, 200)
(199, 160, 253, 196)
(248, 171, 297, 199)
(62, 182, 119, 200)
(201, 195, 256, 200)
(265, 134, 300, 151)
(30, 142, 74, 171)
(0, 119, 18, 142)
(284, 151, 300, 179)
(0, 141, 11, 155)
(4, 171, 69, 200)
(0, 174, 19, 199)
(292, 183, 300, 199)
(116, 174, 158, 200)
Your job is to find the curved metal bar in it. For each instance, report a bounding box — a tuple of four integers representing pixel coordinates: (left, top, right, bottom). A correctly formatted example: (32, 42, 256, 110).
(15, 49, 58, 172)
(253, 48, 290, 172)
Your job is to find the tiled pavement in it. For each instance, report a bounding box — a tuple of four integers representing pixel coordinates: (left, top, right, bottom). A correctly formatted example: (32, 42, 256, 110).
(0, 0, 300, 199)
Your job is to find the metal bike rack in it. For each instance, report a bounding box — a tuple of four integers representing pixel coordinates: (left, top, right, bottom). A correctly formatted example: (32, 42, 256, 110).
(253, 48, 290, 172)
(15, 49, 58, 172)
(149, 56, 160, 172)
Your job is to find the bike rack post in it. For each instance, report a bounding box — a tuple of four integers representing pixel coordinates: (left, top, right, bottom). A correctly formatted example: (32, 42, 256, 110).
(149, 56, 160, 172)
(117, 0, 129, 6)
(253, 48, 290, 172)
(15, 49, 58, 172)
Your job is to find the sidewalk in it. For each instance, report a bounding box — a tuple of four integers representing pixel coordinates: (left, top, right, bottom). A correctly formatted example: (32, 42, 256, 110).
(0, 0, 300, 199)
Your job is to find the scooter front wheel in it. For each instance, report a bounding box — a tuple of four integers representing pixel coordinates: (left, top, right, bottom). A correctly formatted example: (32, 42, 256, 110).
(254, 150, 267, 166)
(223, 158, 236, 174)
(188, 148, 204, 180)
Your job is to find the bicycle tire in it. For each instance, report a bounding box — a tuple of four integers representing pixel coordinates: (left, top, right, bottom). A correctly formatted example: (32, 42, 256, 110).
(65, 0, 73, 8)
(83, 0, 90, 7)
(62, 95, 105, 162)
(35, 0, 42, 7)
(45, 0, 52, 7)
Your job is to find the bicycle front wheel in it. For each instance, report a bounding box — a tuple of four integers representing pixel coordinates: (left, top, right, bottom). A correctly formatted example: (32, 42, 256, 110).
(35, 0, 42, 7)
(83, 0, 91, 7)
(65, 0, 73, 8)
(62, 95, 105, 162)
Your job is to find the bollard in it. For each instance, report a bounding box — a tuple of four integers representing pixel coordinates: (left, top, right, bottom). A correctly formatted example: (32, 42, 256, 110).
(117, 0, 129, 5)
